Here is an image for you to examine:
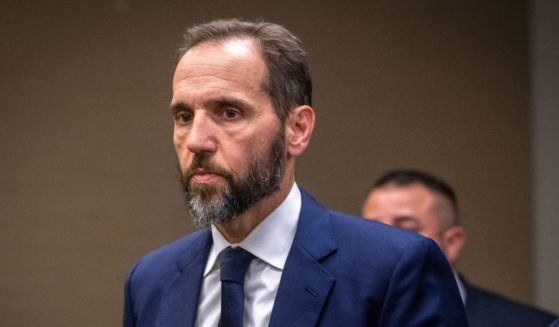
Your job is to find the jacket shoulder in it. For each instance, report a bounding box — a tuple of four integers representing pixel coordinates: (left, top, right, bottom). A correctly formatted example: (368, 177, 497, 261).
(127, 229, 210, 287)
(329, 209, 426, 248)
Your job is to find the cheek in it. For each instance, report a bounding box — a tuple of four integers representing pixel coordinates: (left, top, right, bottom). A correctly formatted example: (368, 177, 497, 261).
(173, 134, 193, 167)
(232, 124, 276, 155)
(173, 135, 184, 156)
(223, 135, 271, 173)
(173, 128, 183, 148)
(225, 142, 256, 168)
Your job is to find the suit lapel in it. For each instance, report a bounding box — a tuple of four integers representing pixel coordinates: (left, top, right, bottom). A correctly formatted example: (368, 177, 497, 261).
(155, 231, 212, 327)
(269, 190, 337, 327)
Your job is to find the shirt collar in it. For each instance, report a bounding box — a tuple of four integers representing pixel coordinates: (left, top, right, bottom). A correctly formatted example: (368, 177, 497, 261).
(454, 271, 467, 304)
(203, 183, 301, 276)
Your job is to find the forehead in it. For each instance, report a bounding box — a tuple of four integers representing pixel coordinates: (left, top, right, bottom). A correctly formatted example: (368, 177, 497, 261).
(173, 38, 266, 92)
(365, 184, 436, 217)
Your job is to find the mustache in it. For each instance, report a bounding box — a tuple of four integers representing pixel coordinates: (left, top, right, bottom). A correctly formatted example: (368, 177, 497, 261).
(182, 154, 233, 181)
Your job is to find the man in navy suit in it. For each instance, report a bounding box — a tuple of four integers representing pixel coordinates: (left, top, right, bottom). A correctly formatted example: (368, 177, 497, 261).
(123, 19, 468, 326)
(362, 169, 558, 327)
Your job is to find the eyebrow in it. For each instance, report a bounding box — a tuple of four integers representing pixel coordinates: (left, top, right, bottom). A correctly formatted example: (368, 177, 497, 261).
(210, 96, 253, 111)
(170, 101, 189, 114)
(170, 96, 254, 114)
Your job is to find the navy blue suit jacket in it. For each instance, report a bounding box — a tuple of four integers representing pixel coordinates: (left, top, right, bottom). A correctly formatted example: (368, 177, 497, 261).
(464, 279, 557, 327)
(123, 190, 468, 326)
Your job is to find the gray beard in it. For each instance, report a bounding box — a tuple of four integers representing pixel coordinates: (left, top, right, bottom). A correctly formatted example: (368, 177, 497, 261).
(180, 130, 285, 227)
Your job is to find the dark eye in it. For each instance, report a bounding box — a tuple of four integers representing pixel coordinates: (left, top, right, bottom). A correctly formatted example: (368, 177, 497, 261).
(176, 112, 192, 124)
(224, 108, 240, 119)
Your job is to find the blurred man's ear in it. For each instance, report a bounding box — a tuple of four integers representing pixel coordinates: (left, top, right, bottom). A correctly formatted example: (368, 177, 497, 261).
(442, 225, 466, 268)
(285, 105, 315, 157)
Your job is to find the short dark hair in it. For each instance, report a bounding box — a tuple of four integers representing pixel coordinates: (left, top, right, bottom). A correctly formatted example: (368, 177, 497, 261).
(372, 169, 460, 224)
(176, 18, 312, 123)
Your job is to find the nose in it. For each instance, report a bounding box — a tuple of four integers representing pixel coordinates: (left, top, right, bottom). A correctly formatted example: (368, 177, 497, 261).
(184, 113, 217, 154)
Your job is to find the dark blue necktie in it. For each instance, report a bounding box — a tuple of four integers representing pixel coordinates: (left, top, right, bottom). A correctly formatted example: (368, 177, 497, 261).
(219, 247, 255, 327)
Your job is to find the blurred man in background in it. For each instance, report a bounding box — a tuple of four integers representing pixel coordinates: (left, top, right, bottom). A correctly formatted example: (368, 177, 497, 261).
(362, 169, 558, 327)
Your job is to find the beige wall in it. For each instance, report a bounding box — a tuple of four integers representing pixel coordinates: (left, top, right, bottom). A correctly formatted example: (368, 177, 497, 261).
(2, 1, 545, 325)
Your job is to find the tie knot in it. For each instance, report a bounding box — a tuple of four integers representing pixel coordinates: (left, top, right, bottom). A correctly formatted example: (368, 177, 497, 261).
(219, 247, 255, 284)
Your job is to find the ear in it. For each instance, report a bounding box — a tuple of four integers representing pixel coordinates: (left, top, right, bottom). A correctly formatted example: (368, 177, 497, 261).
(442, 225, 466, 267)
(285, 105, 315, 157)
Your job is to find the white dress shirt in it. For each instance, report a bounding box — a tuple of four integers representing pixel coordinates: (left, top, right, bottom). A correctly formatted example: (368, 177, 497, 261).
(194, 183, 302, 327)
(454, 271, 467, 304)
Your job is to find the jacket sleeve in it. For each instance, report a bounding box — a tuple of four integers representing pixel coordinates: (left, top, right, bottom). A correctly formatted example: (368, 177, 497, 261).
(379, 237, 469, 327)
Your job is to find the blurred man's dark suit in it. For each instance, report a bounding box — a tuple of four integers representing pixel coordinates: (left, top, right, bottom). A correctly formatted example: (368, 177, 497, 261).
(463, 278, 557, 327)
